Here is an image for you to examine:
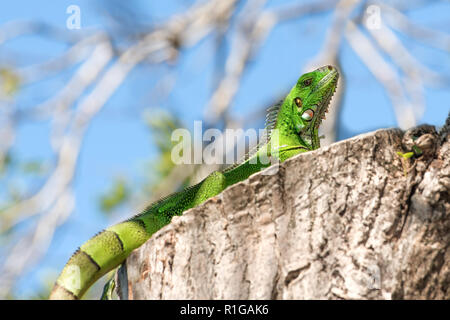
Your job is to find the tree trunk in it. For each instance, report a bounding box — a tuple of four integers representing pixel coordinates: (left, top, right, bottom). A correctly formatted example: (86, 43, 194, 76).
(118, 117, 449, 300)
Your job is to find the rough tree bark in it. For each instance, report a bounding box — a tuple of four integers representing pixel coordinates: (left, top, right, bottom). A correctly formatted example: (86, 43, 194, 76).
(117, 116, 449, 300)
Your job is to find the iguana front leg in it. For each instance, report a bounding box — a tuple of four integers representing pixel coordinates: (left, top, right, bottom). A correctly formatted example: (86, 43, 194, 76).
(274, 144, 310, 162)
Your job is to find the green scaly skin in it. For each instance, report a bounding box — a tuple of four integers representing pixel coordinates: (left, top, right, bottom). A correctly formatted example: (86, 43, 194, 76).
(49, 65, 339, 299)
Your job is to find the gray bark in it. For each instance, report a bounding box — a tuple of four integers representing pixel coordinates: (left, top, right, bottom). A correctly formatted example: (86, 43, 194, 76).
(118, 118, 449, 300)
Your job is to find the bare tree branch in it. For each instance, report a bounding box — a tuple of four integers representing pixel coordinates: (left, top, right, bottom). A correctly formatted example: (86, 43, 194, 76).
(304, 0, 361, 146)
(345, 20, 417, 129)
(379, 2, 450, 52)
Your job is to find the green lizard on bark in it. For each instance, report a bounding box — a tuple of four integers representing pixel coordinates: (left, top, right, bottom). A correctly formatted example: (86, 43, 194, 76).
(49, 65, 339, 300)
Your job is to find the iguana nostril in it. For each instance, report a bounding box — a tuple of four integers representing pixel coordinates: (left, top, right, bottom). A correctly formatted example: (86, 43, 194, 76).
(327, 65, 333, 71)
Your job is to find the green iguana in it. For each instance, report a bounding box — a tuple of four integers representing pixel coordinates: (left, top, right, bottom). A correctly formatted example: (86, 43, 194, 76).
(49, 65, 339, 300)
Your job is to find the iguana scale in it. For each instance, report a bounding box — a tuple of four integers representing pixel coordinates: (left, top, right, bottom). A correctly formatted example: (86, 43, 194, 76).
(49, 65, 339, 299)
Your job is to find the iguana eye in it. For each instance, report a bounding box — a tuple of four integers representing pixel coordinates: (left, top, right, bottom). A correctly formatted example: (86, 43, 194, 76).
(294, 97, 302, 108)
(302, 78, 312, 86)
(301, 109, 314, 121)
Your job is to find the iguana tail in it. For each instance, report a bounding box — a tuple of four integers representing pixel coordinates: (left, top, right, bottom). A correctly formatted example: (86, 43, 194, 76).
(49, 174, 218, 300)
(49, 217, 151, 300)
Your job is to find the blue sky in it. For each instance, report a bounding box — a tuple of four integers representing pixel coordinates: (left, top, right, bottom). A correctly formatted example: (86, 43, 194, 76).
(0, 0, 449, 298)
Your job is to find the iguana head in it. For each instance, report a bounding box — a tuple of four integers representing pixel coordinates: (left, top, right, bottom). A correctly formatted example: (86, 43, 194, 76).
(288, 65, 339, 148)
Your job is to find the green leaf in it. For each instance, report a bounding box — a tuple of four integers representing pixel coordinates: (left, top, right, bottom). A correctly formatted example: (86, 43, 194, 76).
(99, 178, 129, 213)
(396, 151, 414, 159)
(0, 68, 20, 95)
